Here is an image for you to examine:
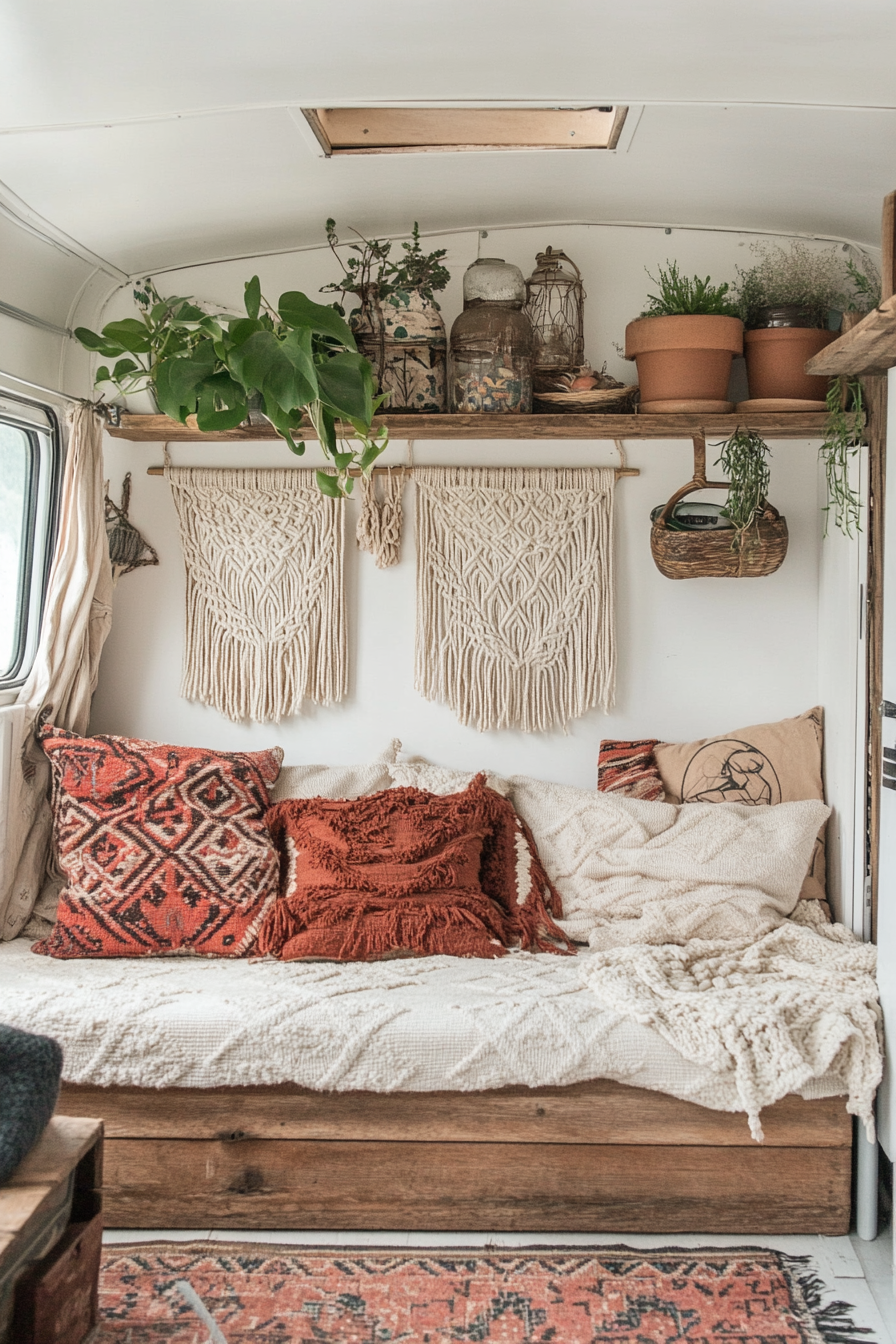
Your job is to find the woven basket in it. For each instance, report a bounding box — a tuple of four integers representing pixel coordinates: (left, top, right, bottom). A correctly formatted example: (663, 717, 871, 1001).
(651, 480, 788, 579)
(534, 385, 638, 414)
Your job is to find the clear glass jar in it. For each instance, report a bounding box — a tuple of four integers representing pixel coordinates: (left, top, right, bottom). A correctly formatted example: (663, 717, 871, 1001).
(449, 260, 533, 413)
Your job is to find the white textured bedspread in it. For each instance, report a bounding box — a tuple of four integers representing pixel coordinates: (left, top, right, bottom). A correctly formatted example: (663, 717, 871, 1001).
(0, 938, 842, 1116)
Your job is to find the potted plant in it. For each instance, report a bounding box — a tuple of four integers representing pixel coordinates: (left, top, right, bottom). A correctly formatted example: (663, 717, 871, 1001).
(75, 276, 388, 497)
(841, 255, 882, 333)
(323, 220, 450, 411)
(624, 262, 743, 411)
(733, 241, 850, 403)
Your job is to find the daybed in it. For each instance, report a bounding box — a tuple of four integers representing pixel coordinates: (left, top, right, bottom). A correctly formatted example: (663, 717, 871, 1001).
(10, 729, 877, 1234)
(2, 938, 854, 1233)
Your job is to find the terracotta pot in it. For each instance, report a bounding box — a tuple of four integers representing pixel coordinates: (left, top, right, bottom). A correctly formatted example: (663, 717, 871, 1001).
(743, 327, 836, 401)
(624, 315, 743, 404)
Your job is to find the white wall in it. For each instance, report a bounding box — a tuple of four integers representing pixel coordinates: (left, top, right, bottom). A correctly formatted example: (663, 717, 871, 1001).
(87, 223, 841, 798)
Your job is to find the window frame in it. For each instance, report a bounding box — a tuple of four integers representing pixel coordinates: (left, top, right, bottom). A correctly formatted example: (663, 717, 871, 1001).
(0, 398, 63, 695)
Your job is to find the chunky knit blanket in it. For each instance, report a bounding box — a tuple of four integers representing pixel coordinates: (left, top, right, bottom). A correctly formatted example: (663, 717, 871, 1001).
(578, 908, 882, 1141)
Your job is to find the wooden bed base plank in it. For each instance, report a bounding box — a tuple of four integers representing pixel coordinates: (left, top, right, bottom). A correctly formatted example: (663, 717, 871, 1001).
(57, 1081, 851, 1148)
(100, 1138, 852, 1234)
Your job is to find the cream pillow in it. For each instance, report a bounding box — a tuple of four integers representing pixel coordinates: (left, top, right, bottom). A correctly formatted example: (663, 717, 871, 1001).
(387, 759, 511, 797)
(508, 773, 830, 949)
(653, 707, 826, 901)
(271, 760, 392, 803)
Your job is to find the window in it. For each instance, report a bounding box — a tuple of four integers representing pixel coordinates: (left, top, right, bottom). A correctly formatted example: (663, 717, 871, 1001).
(301, 106, 628, 156)
(0, 401, 61, 690)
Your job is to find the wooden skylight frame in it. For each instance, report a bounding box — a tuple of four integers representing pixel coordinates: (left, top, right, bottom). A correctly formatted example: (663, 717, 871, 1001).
(301, 106, 628, 156)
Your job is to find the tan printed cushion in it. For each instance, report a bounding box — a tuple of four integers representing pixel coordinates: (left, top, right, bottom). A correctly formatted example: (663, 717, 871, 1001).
(652, 707, 826, 901)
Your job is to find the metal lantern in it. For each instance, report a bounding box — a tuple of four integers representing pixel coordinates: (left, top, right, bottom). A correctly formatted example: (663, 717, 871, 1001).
(524, 247, 585, 371)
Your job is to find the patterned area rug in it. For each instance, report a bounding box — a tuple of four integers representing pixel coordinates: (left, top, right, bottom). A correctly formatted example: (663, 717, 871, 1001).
(94, 1243, 874, 1343)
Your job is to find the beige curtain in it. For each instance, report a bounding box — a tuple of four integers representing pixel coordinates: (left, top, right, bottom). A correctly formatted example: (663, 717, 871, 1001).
(0, 404, 113, 940)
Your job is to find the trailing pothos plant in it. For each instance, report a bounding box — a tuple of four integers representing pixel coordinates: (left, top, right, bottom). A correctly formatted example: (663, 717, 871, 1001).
(820, 377, 864, 538)
(715, 429, 772, 551)
(75, 276, 388, 497)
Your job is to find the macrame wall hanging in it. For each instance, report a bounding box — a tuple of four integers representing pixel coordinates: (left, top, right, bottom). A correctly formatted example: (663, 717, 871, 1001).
(414, 466, 616, 733)
(165, 464, 346, 723)
(356, 466, 406, 568)
(105, 472, 159, 580)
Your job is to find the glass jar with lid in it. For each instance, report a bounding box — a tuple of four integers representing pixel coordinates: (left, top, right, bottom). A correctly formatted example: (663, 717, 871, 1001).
(448, 259, 534, 413)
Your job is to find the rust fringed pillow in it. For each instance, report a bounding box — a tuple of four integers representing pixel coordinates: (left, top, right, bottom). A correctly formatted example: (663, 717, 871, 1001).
(33, 725, 283, 959)
(259, 774, 572, 962)
(597, 739, 664, 801)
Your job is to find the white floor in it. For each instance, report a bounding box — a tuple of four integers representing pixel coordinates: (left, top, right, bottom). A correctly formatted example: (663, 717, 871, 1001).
(103, 1223, 896, 1342)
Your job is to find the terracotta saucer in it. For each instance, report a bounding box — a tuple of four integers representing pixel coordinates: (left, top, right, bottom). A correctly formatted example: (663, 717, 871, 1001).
(735, 398, 828, 412)
(638, 399, 734, 414)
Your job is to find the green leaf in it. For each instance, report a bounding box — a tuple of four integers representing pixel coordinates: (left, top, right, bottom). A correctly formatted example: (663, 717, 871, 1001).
(315, 470, 343, 498)
(112, 357, 140, 379)
(317, 405, 337, 455)
(227, 329, 318, 413)
(154, 344, 217, 421)
(343, 475, 354, 495)
(172, 302, 205, 322)
(227, 317, 267, 345)
(317, 351, 374, 424)
(244, 275, 261, 321)
(277, 292, 357, 349)
(74, 326, 122, 354)
(333, 451, 354, 470)
(95, 365, 111, 383)
(195, 372, 247, 432)
(358, 441, 388, 472)
(287, 438, 306, 456)
(100, 319, 154, 354)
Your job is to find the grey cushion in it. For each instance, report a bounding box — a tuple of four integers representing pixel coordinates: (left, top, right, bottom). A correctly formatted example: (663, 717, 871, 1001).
(0, 1024, 63, 1184)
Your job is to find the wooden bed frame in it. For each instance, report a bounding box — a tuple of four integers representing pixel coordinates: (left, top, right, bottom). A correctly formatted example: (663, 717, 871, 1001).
(57, 1080, 852, 1234)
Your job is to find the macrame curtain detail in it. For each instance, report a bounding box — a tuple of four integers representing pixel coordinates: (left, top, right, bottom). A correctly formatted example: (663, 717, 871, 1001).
(414, 466, 616, 733)
(356, 467, 406, 568)
(165, 466, 345, 723)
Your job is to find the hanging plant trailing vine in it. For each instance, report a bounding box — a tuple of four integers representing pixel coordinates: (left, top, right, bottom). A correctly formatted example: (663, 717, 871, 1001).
(715, 429, 772, 551)
(820, 376, 863, 538)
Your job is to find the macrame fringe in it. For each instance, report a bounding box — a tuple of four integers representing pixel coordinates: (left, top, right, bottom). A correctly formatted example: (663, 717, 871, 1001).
(165, 466, 346, 723)
(414, 466, 616, 733)
(356, 468, 406, 568)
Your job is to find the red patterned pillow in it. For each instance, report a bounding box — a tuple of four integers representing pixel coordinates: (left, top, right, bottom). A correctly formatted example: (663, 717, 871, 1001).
(597, 739, 664, 801)
(259, 774, 572, 962)
(33, 726, 283, 959)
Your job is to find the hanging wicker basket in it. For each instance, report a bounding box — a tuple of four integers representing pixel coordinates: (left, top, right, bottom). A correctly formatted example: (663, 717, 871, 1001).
(651, 478, 788, 579)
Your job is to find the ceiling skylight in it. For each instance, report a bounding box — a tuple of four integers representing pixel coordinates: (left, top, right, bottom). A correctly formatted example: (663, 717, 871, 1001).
(301, 107, 628, 156)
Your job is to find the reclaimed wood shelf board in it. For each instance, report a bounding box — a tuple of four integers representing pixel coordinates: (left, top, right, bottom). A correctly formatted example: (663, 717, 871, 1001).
(105, 411, 851, 443)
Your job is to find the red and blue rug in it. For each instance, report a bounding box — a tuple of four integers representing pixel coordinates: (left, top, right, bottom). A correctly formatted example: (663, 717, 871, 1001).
(95, 1243, 874, 1343)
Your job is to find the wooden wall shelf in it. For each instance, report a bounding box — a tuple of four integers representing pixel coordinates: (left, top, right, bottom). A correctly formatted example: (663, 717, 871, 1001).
(105, 411, 848, 444)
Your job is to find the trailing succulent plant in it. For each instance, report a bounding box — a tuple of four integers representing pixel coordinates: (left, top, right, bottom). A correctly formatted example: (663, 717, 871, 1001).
(75, 276, 388, 497)
(715, 429, 772, 551)
(820, 377, 864, 538)
(640, 261, 739, 318)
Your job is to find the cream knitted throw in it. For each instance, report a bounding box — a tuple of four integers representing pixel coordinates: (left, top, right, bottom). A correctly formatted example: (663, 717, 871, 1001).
(414, 467, 615, 732)
(165, 467, 345, 723)
(578, 913, 882, 1141)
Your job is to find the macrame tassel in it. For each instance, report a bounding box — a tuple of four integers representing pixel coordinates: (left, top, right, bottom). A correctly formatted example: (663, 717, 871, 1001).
(414, 466, 616, 733)
(164, 466, 346, 724)
(356, 468, 406, 568)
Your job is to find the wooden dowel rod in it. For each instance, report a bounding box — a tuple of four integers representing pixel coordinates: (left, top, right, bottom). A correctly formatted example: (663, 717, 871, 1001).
(145, 465, 640, 479)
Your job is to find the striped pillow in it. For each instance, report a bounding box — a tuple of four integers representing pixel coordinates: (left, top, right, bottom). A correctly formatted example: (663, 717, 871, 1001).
(597, 739, 664, 801)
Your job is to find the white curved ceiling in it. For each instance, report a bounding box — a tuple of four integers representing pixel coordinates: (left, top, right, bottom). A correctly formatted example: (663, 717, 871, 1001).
(0, 0, 894, 274)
